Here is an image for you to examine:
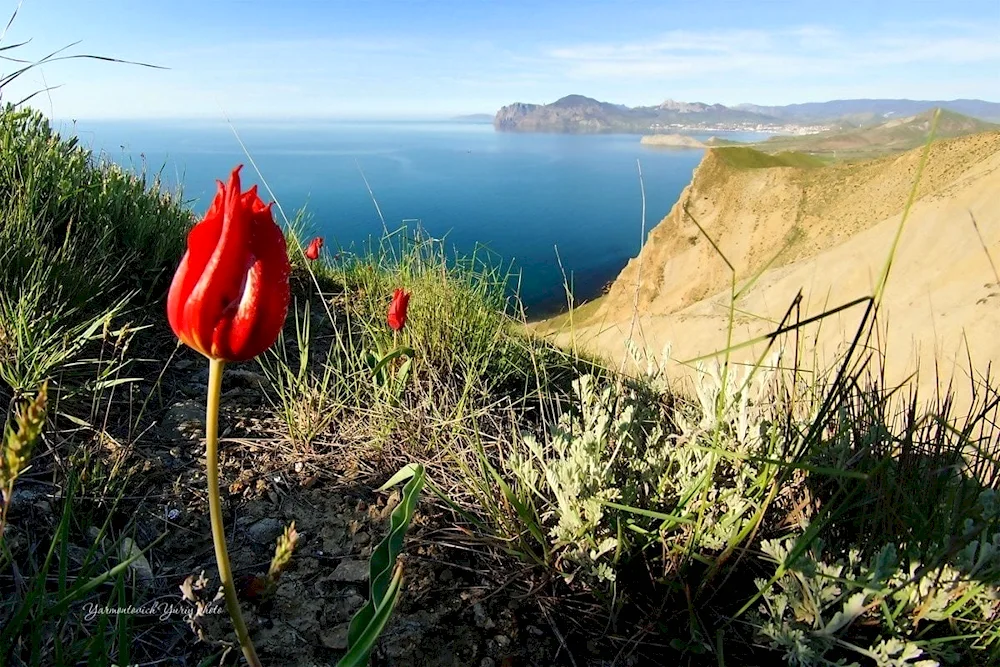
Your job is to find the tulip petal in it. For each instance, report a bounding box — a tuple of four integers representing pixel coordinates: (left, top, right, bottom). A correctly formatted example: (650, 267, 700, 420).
(184, 167, 254, 354)
(167, 180, 226, 357)
(387, 288, 411, 331)
(167, 165, 290, 362)
(213, 204, 290, 360)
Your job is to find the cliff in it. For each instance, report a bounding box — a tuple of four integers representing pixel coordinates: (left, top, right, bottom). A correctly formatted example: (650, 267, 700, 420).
(537, 131, 1000, 403)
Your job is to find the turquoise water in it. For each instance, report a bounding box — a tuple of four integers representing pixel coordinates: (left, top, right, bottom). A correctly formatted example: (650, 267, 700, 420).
(63, 120, 767, 316)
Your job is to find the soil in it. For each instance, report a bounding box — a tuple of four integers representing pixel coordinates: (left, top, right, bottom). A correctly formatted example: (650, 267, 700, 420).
(159, 478, 569, 667)
(150, 354, 558, 666)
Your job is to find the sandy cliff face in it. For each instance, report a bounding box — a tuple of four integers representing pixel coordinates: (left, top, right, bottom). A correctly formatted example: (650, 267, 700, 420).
(604, 134, 1000, 320)
(543, 132, 1000, 403)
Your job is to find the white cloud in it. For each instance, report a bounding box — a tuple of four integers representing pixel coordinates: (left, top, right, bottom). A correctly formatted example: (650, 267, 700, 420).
(540, 23, 1000, 101)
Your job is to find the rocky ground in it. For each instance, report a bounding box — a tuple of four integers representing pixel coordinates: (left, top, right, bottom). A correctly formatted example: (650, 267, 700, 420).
(3, 331, 649, 667)
(153, 364, 562, 666)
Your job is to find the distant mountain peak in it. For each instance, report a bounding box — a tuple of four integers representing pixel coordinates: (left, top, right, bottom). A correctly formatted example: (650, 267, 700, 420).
(551, 94, 606, 108)
(657, 99, 709, 113)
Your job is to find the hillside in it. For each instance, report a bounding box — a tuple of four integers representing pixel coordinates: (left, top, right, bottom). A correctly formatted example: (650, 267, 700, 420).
(536, 130, 1000, 403)
(744, 109, 999, 158)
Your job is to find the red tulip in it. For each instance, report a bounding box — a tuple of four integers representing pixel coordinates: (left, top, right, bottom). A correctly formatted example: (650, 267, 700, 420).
(304, 236, 323, 261)
(387, 288, 411, 331)
(167, 165, 291, 362)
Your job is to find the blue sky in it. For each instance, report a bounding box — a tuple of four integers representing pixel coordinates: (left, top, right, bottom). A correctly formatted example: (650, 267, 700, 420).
(3, 0, 998, 119)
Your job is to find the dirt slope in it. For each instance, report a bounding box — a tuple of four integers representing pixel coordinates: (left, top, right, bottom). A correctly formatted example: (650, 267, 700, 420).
(540, 132, 1000, 402)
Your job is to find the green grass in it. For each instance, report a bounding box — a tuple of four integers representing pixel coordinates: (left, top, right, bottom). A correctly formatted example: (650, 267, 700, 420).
(0, 107, 190, 310)
(1, 104, 998, 666)
(0, 106, 191, 400)
(713, 146, 826, 169)
(0, 105, 193, 666)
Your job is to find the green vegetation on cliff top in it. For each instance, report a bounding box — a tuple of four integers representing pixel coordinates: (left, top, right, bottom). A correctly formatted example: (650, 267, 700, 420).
(713, 146, 827, 169)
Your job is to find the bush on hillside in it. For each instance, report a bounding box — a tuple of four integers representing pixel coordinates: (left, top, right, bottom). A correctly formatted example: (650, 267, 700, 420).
(0, 106, 191, 311)
(0, 107, 192, 397)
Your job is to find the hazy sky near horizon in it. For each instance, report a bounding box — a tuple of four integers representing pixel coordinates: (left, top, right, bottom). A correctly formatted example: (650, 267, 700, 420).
(3, 0, 999, 120)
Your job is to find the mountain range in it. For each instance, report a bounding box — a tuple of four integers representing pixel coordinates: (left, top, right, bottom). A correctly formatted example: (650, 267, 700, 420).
(493, 95, 1000, 133)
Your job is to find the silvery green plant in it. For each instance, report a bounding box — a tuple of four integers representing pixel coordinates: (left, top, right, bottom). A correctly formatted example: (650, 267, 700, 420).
(512, 373, 674, 585)
(754, 491, 1000, 667)
(506, 343, 812, 592)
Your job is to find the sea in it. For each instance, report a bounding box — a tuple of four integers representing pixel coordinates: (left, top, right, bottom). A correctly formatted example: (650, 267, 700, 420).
(61, 119, 769, 317)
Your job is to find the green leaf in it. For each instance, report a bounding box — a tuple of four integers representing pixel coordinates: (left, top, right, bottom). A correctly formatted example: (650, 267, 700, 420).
(377, 463, 420, 491)
(338, 463, 426, 666)
(371, 346, 414, 379)
(335, 565, 404, 667)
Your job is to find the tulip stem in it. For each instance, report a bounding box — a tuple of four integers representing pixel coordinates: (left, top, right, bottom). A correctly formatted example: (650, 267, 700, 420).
(205, 358, 262, 667)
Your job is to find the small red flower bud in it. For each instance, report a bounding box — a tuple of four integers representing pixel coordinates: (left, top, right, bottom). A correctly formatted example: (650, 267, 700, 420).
(166, 165, 291, 362)
(304, 237, 323, 261)
(387, 288, 411, 331)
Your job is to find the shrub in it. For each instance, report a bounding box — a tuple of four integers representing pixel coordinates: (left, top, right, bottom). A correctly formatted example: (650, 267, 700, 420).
(0, 106, 191, 311)
(500, 347, 811, 596)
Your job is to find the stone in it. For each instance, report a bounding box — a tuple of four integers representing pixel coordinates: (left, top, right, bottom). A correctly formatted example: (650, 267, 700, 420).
(331, 559, 369, 583)
(345, 593, 364, 612)
(118, 537, 154, 590)
(320, 622, 350, 650)
(320, 524, 347, 555)
(226, 369, 266, 387)
(159, 400, 206, 441)
(473, 602, 495, 629)
(247, 517, 283, 545)
(174, 358, 195, 371)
